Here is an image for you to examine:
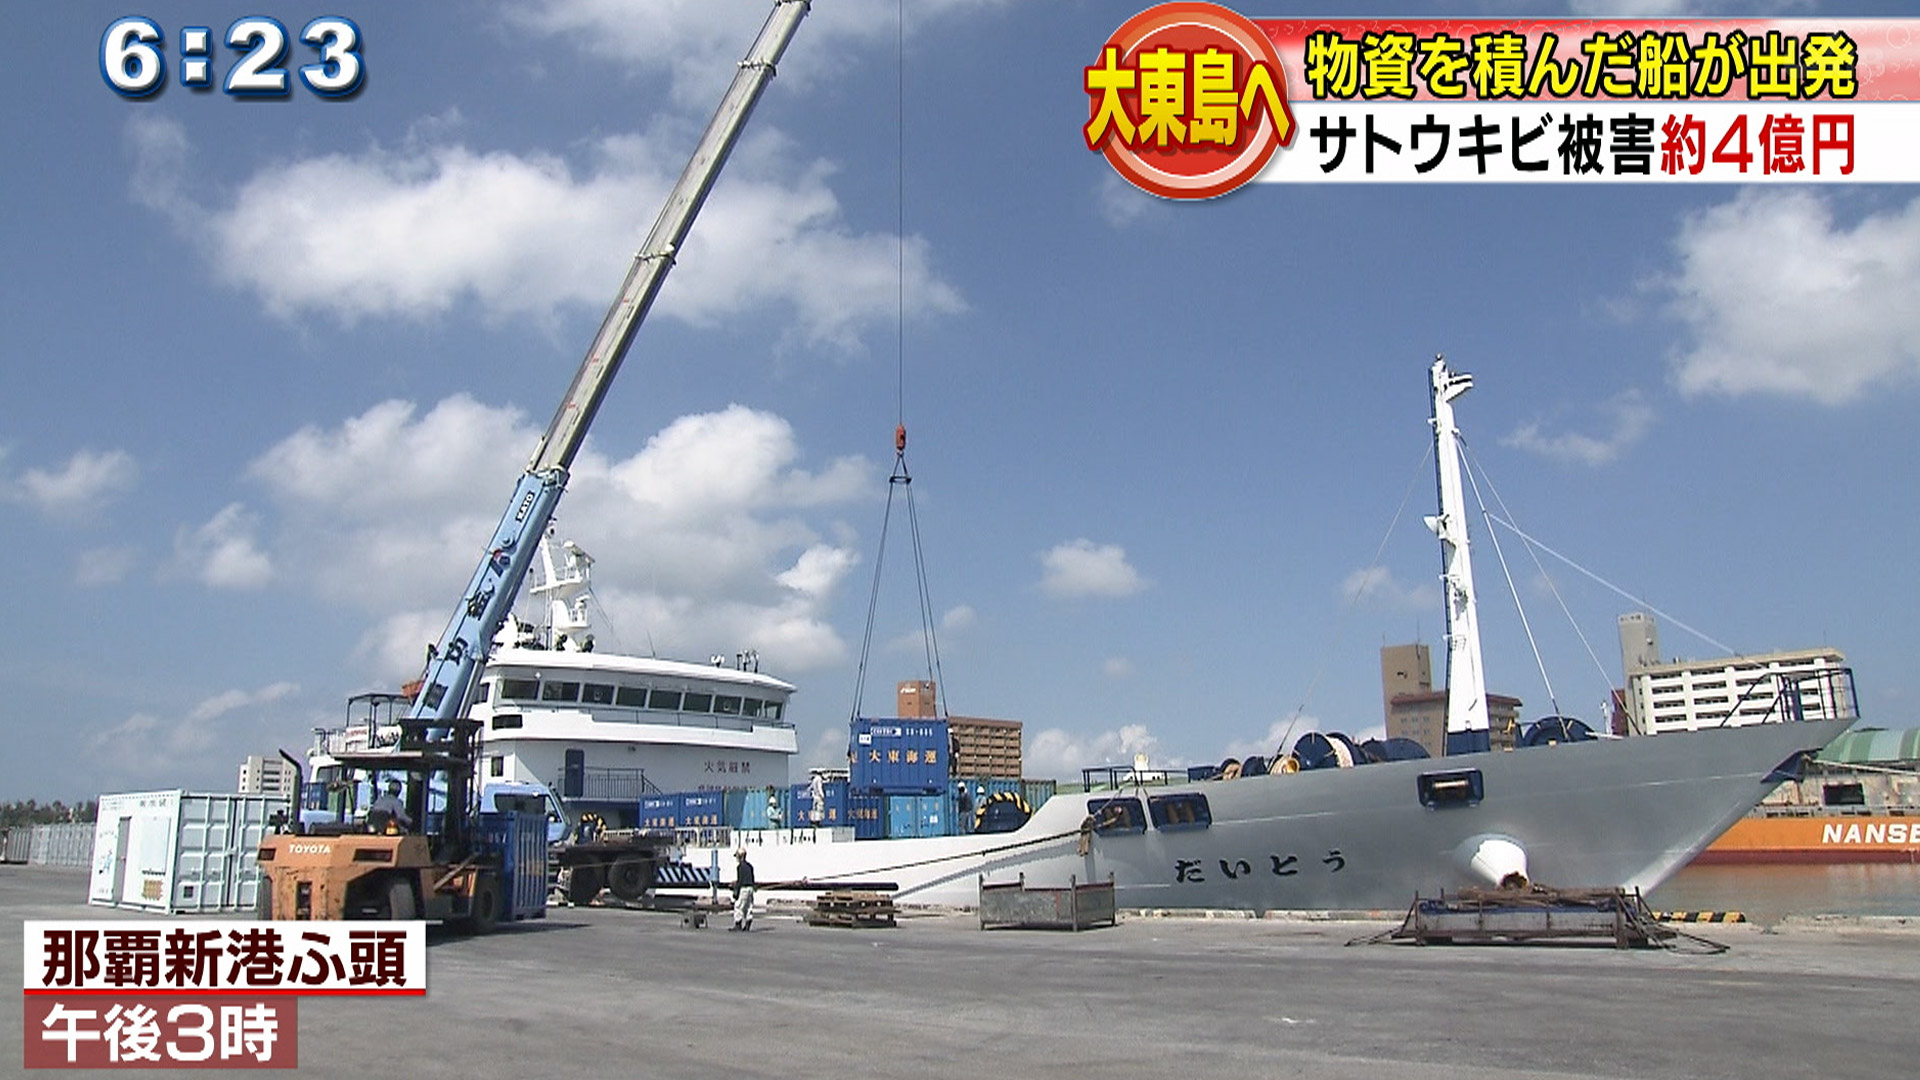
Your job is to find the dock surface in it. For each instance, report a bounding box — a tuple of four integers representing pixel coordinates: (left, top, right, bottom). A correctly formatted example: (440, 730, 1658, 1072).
(7, 866, 1917, 1079)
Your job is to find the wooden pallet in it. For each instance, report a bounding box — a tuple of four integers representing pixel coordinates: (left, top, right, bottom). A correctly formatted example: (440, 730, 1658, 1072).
(807, 890, 896, 928)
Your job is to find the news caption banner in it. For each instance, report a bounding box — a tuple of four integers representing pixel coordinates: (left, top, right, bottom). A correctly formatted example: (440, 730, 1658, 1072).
(1084, 2, 1920, 198)
(23, 921, 425, 1069)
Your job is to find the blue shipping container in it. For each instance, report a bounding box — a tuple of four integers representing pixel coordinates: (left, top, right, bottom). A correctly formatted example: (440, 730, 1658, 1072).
(681, 791, 724, 828)
(791, 780, 849, 826)
(851, 718, 950, 792)
(474, 810, 549, 921)
(1022, 779, 1056, 812)
(639, 793, 680, 830)
(885, 793, 952, 839)
(849, 792, 885, 839)
(885, 794, 918, 839)
(738, 786, 790, 830)
(957, 777, 1021, 801)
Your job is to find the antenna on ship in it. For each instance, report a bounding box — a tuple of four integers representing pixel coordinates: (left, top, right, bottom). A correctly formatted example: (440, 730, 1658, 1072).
(1427, 354, 1492, 755)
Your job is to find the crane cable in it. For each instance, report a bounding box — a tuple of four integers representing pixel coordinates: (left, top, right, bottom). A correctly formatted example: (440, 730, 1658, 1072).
(848, 0, 948, 723)
(849, 424, 949, 721)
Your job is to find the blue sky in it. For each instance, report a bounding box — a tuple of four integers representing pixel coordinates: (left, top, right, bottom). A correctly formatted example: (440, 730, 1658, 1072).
(3, 0, 1916, 801)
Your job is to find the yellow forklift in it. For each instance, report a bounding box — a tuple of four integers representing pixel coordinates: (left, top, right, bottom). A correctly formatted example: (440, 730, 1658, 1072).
(256, 696, 544, 929)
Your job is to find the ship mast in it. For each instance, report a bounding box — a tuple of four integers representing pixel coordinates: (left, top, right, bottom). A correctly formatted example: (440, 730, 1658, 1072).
(1426, 356, 1491, 755)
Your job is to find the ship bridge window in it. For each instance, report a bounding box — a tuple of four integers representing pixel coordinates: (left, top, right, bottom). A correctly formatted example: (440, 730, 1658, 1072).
(1148, 793, 1211, 831)
(581, 683, 615, 705)
(682, 692, 713, 713)
(742, 698, 764, 718)
(499, 678, 539, 701)
(491, 714, 523, 730)
(648, 689, 682, 711)
(615, 686, 648, 708)
(1086, 797, 1147, 835)
(714, 695, 742, 715)
(474, 682, 491, 703)
(541, 681, 580, 703)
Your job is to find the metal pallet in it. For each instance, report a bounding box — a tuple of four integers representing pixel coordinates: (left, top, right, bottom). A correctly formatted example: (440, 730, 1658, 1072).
(1355, 886, 1725, 951)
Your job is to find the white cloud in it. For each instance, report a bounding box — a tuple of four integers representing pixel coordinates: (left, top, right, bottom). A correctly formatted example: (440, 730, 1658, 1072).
(1340, 566, 1439, 612)
(86, 682, 309, 791)
(1224, 717, 1310, 765)
(126, 114, 962, 351)
(513, 0, 1014, 107)
(803, 721, 853, 773)
(75, 546, 138, 587)
(188, 682, 300, 723)
(779, 545, 860, 599)
(1664, 190, 1920, 405)
(355, 609, 451, 687)
(174, 503, 273, 589)
(1095, 174, 1159, 228)
(1501, 389, 1654, 466)
(1025, 723, 1173, 781)
(252, 395, 528, 518)
(249, 398, 870, 685)
(880, 604, 976, 655)
(607, 406, 869, 523)
(1102, 657, 1133, 679)
(10, 449, 136, 516)
(1039, 539, 1147, 598)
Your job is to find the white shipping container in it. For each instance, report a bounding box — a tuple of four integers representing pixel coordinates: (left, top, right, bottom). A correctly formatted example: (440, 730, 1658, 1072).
(28, 823, 95, 868)
(89, 791, 278, 914)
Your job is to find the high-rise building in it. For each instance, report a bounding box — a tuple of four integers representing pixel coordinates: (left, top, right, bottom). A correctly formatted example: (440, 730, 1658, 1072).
(1379, 643, 1431, 726)
(1617, 613, 1662, 734)
(1625, 648, 1852, 734)
(894, 681, 1023, 778)
(1618, 612, 1661, 674)
(1380, 644, 1521, 756)
(897, 680, 937, 718)
(237, 754, 298, 800)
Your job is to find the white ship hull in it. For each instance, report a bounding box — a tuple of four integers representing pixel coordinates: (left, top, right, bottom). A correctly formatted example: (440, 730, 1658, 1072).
(688, 717, 1854, 911)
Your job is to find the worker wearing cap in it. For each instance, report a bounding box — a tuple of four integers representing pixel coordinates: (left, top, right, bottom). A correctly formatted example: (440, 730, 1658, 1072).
(729, 849, 756, 931)
(368, 779, 413, 832)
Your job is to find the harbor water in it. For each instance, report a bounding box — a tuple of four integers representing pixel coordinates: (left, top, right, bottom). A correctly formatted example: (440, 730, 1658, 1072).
(1648, 862, 1920, 921)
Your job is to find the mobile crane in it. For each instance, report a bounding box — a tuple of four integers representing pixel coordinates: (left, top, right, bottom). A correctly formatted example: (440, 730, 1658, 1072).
(256, 0, 812, 925)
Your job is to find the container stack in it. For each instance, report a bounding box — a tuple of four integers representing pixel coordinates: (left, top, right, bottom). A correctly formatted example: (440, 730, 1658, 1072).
(18, 823, 95, 868)
(792, 778, 851, 827)
(850, 717, 955, 839)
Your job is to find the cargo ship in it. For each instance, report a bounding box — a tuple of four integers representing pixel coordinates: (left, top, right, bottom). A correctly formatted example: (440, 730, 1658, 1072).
(303, 535, 801, 827)
(304, 359, 1860, 910)
(672, 359, 1860, 911)
(1695, 727, 1920, 864)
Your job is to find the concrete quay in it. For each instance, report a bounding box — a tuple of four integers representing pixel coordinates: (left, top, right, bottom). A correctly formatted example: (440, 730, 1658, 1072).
(6, 866, 1917, 1080)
